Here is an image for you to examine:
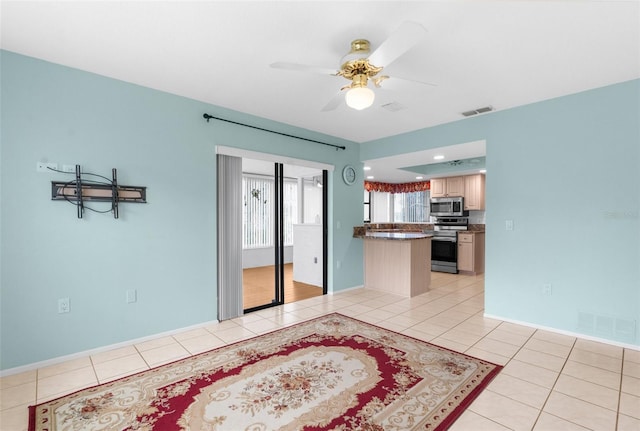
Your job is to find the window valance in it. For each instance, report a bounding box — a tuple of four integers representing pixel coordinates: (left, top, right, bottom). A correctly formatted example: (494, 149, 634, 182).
(364, 180, 430, 194)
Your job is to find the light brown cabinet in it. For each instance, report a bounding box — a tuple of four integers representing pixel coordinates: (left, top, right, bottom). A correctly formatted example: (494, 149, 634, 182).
(430, 178, 446, 197)
(457, 232, 485, 275)
(464, 174, 486, 210)
(431, 174, 485, 208)
(430, 176, 464, 198)
(364, 237, 431, 297)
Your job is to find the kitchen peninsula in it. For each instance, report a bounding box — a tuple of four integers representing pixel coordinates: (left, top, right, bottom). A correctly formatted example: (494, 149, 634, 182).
(362, 231, 432, 297)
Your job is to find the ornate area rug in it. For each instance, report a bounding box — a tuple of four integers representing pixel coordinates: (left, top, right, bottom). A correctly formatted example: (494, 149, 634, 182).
(29, 313, 501, 430)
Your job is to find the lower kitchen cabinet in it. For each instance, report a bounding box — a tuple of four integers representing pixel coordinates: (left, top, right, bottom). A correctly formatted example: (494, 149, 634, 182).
(458, 232, 485, 275)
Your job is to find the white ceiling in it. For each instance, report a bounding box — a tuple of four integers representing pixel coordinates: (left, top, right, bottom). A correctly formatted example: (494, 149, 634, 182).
(2, 1, 639, 182)
(364, 140, 486, 183)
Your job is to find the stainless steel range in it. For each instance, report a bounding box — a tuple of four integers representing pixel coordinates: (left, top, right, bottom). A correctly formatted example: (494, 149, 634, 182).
(431, 217, 468, 273)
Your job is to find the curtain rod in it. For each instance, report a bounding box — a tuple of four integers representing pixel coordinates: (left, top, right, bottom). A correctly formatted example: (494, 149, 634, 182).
(203, 113, 346, 151)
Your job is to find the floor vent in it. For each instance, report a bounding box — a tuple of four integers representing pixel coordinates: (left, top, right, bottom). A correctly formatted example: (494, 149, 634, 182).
(462, 106, 493, 117)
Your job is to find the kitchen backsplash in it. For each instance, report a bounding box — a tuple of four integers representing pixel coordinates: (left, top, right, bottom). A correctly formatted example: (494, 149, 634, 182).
(468, 210, 486, 224)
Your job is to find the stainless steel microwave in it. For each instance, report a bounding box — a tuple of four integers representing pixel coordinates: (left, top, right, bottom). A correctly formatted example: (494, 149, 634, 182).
(430, 197, 468, 217)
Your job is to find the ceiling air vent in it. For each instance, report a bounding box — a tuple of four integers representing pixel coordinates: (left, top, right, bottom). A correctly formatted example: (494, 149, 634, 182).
(462, 106, 493, 117)
(381, 102, 407, 112)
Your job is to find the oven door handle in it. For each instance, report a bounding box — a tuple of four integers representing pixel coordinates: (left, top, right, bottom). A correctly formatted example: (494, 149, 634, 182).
(433, 237, 457, 243)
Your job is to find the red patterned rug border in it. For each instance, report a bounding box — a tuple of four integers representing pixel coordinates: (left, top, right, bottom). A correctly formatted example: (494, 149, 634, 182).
(327, 313, 504, 430)
(28, 312, 502, 431)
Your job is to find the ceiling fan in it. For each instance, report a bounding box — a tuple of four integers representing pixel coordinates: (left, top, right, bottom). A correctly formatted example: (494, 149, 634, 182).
(270, 21, 436, 111)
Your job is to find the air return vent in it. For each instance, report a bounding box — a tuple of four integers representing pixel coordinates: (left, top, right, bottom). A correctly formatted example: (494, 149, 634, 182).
(462, 106, 493, 117)
(578, 310, 637, 342)
(381, 102, 407, 112)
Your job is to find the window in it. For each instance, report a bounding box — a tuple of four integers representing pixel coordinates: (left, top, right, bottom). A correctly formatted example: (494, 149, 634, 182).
(393, 190, 430, 222)
(282, 180, 297, 245)
(302, 178, 323, 224)
(363, 190, 371, 223)
(368, 190, 430, 223)
(242, 175, 297, 249)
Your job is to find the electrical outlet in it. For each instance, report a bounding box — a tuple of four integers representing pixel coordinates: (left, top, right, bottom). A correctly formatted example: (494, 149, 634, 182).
(37, 162, 58, 173)
(542, 283, 552, 296)
(62, 164, 76, 173)
(313, 257, 318, 264)
(505, 220, 514, 231)
(126, 289, 137, 303)
(58, 297, 70, 313)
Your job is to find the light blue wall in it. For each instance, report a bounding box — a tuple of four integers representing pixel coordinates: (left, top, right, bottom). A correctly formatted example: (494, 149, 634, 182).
(0, 51, 363, 370)
(363, 79, 640, 346)
(2, 50, 637, 371)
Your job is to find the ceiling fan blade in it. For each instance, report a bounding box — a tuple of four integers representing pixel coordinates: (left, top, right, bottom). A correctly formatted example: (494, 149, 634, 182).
(320, 91, 345, 112)
(367, 21, 427, 68)
(270, 62, 338, 76)
(376, 75, 437, 91)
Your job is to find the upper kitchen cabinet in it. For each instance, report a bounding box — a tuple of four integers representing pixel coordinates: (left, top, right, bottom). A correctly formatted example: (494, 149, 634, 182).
(430, 176, 464, 198)
(464, 174, 486, 210)
(430, 178, 446, 197)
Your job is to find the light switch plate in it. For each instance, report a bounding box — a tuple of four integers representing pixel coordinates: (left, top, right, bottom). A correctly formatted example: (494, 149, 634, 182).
(126, 289, 137, 303)
(58, 297, 70, 313)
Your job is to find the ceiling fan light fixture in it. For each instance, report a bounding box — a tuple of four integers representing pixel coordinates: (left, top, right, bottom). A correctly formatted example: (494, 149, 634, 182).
(346, 87, 375, 110)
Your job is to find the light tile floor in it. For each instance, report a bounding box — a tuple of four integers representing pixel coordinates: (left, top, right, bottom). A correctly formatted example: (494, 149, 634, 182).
(1, 272, 639, 430)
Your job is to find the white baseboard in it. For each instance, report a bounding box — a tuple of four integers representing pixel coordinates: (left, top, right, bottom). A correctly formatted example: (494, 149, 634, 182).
(9, 308, 635, 378)
(484, 313, 640, 351)
(329, 285, 364, 295)
(0, 319, 220, 377)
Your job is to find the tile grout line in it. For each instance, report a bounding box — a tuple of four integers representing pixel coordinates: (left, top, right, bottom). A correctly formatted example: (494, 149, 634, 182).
(398, 282, 487, 338)
(527, 336, 578, 430)
(133, 344, 152, 371)
(461, 317, 576, 429)
(172, 335, 196, 358)
(531, 338, 628, 429)
(88, 355, 99, 386)
(34, 368, 39, 409)
(415, 279, 528, 429)
(614, 349, 625, 430)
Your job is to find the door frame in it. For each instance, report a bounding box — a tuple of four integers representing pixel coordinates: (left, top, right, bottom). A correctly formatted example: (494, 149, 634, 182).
(215, 146, 333, 316)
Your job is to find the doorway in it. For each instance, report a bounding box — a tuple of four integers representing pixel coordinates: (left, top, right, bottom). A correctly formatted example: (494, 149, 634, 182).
(216, 148, 332, 321)
(240, 158, 327, 313)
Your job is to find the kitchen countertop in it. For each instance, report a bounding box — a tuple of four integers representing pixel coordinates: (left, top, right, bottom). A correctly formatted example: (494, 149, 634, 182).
(354, 224, 484, 238)
(364, 232, 433, 240)
(467, 224, 486, 232)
